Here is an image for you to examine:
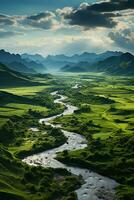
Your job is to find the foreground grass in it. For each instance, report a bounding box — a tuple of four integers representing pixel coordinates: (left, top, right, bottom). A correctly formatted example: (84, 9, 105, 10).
(0, 85, 50, 96)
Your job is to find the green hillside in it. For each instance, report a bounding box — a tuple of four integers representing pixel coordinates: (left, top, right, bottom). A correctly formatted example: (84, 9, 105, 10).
(0, 145, 80, 200)
(0, 63, 38, 87)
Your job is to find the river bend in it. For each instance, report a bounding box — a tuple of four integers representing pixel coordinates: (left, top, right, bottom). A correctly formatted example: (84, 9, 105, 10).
(23, 87, 118, 200)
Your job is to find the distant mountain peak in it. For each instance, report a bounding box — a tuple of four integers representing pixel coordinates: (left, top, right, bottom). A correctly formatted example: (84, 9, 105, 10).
(121, 52, 133, 58)
(61, 52, 134, 76)
(0, 49, 46, 74)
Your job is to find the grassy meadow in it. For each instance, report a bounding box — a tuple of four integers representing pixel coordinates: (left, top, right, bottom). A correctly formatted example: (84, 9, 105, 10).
(54, 74, 134, 138)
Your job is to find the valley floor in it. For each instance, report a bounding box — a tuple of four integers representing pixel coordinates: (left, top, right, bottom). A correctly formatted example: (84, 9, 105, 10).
(0, 73, 134, 200)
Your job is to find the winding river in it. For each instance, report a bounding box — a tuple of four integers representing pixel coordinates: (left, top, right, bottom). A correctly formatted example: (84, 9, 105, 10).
(23, 85, 118, 200)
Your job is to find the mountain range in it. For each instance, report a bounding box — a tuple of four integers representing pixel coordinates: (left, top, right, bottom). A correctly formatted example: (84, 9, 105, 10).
(0, 49, 134, 76)
(94, 52, 134, 76)
(61, 52, 134, 76)
(21, 53, 45, 63)
(22, 51, 123, 72)
(0, 50, 46, 74)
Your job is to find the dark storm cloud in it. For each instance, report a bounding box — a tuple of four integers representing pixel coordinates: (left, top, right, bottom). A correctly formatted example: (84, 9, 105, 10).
(63, 0, 134, 29)
(89, 0, 134, 12)
(109, 29, 134, 52)
(22, 11, 57, 30)
(0, 14, 15, 26)
(0, 11, 57, 30)
(0, 0, 133, 32)
(64, 10, 118, 28)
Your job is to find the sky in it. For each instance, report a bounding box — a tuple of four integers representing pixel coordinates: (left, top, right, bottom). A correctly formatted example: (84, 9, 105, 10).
(0, 0, 134, 56)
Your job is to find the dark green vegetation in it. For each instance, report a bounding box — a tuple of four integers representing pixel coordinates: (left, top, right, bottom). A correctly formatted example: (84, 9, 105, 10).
(0, 69, 134, 199)
(0, 117, 67, 158)
(0, 145, 81, 200)
(0, 75, 82, 200)
(0, 63, 37, 87)
(0, 78, 66, 155)
(61, 52, 134, 76)
(52, 74, 134, 200)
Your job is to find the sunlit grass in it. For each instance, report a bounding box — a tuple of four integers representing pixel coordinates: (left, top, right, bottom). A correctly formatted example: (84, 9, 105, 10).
(0, 103, 48, 118)
(0, 85, 50, 96)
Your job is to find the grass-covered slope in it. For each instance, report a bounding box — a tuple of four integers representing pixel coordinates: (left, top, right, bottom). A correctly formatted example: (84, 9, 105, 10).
(0, 145, 81, 200)
(0, 86, 65, 125)
(0, 63, 38, 87)
(0, 90, 34, 105)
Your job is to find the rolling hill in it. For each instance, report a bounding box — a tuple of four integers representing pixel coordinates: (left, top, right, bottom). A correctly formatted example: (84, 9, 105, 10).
(0, 63, 38, 86)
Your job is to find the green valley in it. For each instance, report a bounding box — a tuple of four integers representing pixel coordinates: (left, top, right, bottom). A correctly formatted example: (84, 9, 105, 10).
(1, 0, 134, 198)
(0, 67, 134, 200)
(0, 74, 82, 200)
(52, 73, 134, 200)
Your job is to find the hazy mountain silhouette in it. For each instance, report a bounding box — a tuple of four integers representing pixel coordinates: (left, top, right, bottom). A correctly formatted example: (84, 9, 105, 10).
(0, 50, 46, 74)
(61, 52, 134, 76)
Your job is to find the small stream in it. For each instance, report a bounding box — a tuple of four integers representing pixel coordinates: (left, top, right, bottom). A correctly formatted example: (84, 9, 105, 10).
(23, 85, 118, 200)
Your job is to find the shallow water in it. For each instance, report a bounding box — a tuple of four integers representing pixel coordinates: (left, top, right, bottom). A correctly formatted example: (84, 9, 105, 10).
(23, 87, 118, 200)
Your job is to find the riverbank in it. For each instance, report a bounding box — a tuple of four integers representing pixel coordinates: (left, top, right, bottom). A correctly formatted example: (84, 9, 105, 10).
(23, 87, 118, 200)
(0, 81, 83, 200)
